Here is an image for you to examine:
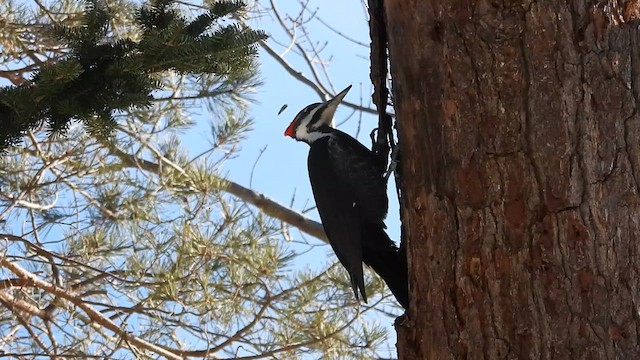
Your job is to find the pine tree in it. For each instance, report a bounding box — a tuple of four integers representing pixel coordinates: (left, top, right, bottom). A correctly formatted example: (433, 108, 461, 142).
(0, 0, 266, 150)
(0, 1, 394, 358)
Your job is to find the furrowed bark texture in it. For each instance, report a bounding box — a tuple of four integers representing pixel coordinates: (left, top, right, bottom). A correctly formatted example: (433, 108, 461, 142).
(385, 1, 640, 359)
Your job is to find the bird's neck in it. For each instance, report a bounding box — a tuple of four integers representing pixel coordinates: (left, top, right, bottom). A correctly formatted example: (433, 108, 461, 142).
(302, 125, 335, 145)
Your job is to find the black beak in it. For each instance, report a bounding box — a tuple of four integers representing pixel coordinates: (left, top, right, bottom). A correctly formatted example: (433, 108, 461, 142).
(326, 85, 352, 106)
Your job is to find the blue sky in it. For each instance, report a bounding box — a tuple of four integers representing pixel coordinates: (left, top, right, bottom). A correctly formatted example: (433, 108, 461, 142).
(1, 0, 403, 356)
(217, 0, 404, 354)
(233, 0, 401, 242)
(236, 1, 403, 354)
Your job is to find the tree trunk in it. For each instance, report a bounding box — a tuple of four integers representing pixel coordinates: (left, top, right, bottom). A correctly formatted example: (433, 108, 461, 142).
(385, 1, 640, 358)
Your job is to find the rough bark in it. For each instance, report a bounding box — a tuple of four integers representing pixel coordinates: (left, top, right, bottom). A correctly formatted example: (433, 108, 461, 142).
(385, 1, 640, 359)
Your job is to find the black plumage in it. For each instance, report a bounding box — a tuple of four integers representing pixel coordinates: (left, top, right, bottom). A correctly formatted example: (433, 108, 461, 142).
(285, 85, 408, 309)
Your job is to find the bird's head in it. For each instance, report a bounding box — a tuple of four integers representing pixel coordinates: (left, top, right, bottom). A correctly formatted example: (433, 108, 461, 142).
(284, 85, 352, 143)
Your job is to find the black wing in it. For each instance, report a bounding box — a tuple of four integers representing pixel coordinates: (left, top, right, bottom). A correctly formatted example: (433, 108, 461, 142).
(308, 137, 367, 301)
(326, 130, 388, 224)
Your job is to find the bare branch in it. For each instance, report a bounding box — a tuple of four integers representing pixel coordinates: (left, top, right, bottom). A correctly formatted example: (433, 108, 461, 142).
(259, 39, 378, 115)
(314, 14, 369, 47)
(0, 290, 50, 319)
(0, 256, 184, 360)
(106, 142, 328, 242)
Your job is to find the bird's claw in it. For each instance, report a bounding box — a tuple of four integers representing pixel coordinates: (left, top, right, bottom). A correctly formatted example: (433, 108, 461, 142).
(384, 144, 399, 182)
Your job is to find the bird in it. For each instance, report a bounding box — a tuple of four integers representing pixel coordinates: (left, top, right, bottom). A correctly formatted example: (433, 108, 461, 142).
(284, 85, 408, 309)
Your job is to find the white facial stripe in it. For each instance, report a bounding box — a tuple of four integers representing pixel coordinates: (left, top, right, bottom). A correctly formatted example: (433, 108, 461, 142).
(295, 125, 331, 142)
(294, 105, 324, 141)
(303, 105, 321, 129)
(290, 87, 350, 143)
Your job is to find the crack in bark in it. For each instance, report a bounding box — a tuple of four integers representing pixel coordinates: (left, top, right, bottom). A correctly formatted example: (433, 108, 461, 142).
(519, 23, 545, 214)
(624, 29, 640, 191)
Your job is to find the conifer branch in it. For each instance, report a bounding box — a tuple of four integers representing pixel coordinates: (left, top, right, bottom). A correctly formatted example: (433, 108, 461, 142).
(0, 256, 184, 360)
(0, 0, 266, 151)
(107, 142, 328, 242)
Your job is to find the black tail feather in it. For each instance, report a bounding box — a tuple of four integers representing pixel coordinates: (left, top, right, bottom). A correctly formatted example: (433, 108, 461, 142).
(362, 225, 409, 309)
(348, 269, 368, 303)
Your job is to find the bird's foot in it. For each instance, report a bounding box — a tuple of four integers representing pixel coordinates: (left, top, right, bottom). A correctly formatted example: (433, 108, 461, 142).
(384, 144, 399, 182)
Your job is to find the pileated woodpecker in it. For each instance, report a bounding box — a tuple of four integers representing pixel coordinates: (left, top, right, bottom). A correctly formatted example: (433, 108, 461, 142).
(284, 85, 408, 309)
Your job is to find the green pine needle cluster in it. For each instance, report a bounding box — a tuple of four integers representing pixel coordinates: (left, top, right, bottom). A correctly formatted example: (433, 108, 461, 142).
(0, 0, 266, 151)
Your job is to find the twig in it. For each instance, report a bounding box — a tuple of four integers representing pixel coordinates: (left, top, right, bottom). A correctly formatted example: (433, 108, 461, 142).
(259, 39, 378, 115)
(0, 256, 183, 360)
(249, 145, 267, 189)
(106, 141, 328, 242)
(0, 290, 50, 319)
(368, 0, 393, 163)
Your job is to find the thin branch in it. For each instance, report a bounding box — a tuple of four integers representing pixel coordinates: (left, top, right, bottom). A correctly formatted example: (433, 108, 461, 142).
(368, 0, 393, 163)
(249, 145, 267, 189)
(1, 234, 158, 287)
(269, 0, 327, 90)
(9, 310, 52, 357)
(218, 298, 383, 360)
(0, 290, 50, 319)
(176, 294, 271, 357)
(314, 14, 369, 47)
(259, 39, 378, 115)
(0, 324, 21, 346)
(0, 256, 183, 360)
(0, 354, 111, 359)
(106, 142, 328, 242)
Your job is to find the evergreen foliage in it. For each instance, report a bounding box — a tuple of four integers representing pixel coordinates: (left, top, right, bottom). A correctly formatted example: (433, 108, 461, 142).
(0, 0, 266, 151)
(0, 1, 396, 358)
